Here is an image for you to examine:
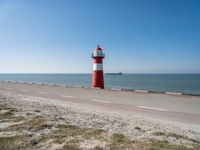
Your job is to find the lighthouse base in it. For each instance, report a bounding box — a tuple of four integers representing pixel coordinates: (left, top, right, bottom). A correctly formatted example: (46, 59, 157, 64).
(92, 71, 104, 89)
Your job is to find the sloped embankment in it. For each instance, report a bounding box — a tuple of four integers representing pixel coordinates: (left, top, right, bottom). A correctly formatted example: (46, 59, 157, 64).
(0, 94, 199, 150)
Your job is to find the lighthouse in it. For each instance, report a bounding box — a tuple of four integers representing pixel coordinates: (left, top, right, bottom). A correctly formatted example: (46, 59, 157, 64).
(92, 45, 105, 89)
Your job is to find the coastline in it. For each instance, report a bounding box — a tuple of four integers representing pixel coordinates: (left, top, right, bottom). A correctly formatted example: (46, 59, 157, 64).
(0, 81, 200, 149)
(0, 73, 200, 96)
(1, 80, 200, 97)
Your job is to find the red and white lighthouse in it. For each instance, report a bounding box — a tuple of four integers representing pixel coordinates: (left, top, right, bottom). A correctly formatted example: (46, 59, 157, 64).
(92, 45, 105, 89)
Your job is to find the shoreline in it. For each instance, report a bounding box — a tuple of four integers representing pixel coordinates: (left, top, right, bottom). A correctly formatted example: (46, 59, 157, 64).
(1, 80, 200, 97)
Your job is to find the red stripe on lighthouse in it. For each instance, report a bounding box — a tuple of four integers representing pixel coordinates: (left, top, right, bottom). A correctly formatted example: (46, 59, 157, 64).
(93, 58, 102, 63)
(92, 71, 104, 89)
(92, 45, 105, 89)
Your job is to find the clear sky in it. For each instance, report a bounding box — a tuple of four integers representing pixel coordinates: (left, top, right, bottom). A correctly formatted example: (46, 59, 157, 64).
(0, 0, 200, 73)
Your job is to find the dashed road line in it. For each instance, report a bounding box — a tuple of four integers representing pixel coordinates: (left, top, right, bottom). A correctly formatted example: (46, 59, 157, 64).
(37, 92, 47, 95)
(19, 89, 28, 92)
(136, 106, 168, 112)
(192, 97, 200, 100)
(91, 100, 111, 103)
(59, 95, 74, 98)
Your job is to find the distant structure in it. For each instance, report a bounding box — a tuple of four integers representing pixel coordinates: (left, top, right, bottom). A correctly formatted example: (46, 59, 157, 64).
(91, 45, 105, 89)
(106, 72, 123, 75)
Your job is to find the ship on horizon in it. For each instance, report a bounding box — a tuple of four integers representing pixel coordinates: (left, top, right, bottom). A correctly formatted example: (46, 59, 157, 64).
(106, 72, 123, 75)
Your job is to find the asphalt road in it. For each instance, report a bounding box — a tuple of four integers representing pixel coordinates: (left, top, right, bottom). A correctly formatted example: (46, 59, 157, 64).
(0, 82, 200, 126)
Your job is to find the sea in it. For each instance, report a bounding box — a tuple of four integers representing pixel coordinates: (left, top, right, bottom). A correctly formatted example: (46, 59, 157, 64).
(0, 74, 200, 95)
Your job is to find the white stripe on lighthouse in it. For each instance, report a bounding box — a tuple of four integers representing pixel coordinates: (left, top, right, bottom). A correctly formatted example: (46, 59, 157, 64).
(93, 63, 103, 71)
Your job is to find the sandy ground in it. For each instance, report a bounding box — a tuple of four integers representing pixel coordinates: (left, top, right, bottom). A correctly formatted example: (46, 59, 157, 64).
(0, 93, 200, 149)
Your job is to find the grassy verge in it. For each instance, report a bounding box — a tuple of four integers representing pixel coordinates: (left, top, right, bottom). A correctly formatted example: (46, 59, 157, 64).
(0, 136, 25, 150)
(0, 104, 23, 121)
(108, 133, 194, 150)
(7, 117, 52, 132)
(0, 99, 198, 150)
(153, 131, 199, 143)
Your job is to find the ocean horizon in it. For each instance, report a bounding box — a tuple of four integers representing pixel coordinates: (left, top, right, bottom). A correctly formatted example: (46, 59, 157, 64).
(0, 73, 200, 95)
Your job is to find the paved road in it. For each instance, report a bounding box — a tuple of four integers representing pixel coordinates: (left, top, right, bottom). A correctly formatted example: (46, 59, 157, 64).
(0, 82, 200, 126)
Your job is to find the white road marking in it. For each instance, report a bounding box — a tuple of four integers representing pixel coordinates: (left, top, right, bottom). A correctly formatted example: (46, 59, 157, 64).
(59, 95, 74, 98)
(111, 88, 122, 91)
(19, 89, 28, 92)
(136, 106, 168, 112)
(165, 92, 182, 96)
(91, 100, 111, 103)
(6, 88, 13, 90)
(37, 92, 47, 95)
(192, 97, 200, 100)
(73, 86, 83, 88)
(135, 90, 148, 93)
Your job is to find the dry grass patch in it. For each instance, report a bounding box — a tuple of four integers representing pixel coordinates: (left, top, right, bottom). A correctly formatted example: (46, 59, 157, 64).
(108, 133, 193, 150)
(61, 144, 82, 150)
(0, 97, 198, 150)
(153, 131, 199, 144)
(93, 146, 104, 150)
(0, 135, 47, 150)
(61, 139, 82, 150)
(83, 128, 105, 139)
(0, 136, 25, 150)
(0, 111, 15, 120)
(108, 133, 135, 150)
(54, 124, 86, 137)
(50, 124, 105, 144)
(145, 140, 193, 150)
(153, 131, 166, 136)
(0, 104, 23, 122)
(7, 116, 52, 132)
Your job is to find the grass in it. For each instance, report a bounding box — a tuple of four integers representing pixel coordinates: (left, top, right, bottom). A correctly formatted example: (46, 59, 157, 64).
(83, 128, 105, 139)
(61, 139, 83, 150)
(0, 136, 24, 150)
(146, 140, 193, 150)
(62, 144, 82, 150)
(108, 133, 135, 150)
(153, 131, 166, 136)
(0, 104, 16, 111)
(168, 132, 188, 139)
(0, 104, 23, 121)
(0, 135, 43, 150)
(0, 104, 6, 108)
(109, 133, 193, 150)
(46, 124, 84, 144)
(1, 115, 196, 150)
(0, 136, 16, 150)
(153, 131, 199, 143)
(93, 146, 104, 150)
(0, 132, 193, 150)
(0, 111, 15, 120)
(54, 124, 86, 137)
(154, 132, 187, 140)
(134, 126, 142, 130)
(0, 111, 23, 122)
(34, 110, 41, 112)
(0, 101, 197, 150)
(111, 133, 127, 143)
(49, 124, 105, 144)
(7, 117, 52, 131)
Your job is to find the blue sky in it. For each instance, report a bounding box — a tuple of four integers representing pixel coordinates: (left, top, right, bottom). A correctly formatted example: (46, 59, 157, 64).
(0, 0, 200, 73)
